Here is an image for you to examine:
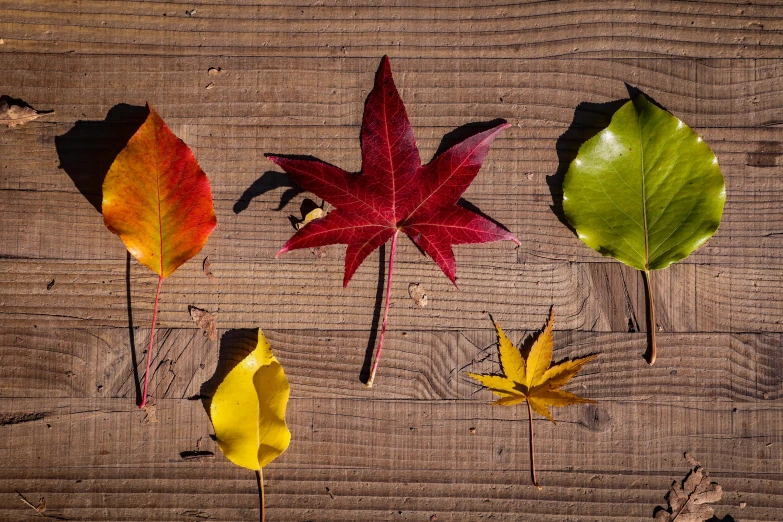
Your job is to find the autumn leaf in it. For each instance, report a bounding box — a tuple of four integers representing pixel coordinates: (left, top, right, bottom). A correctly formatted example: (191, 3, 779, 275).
(562, 93, 725, 364)
(102, 104, 217, 408)
(467, 309, 597, 488)
(654, 453, 724, 522)
(270, 56, 518, 386)
(205, 328, 291, 522)
(1, 96, 53, 128)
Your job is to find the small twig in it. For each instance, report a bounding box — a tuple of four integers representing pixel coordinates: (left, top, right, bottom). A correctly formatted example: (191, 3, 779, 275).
(17, 491, 44, 516)
(16, 491, 67, 519)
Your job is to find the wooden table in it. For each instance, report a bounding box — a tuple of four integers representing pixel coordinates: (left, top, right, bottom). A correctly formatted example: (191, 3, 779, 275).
(1, 1, 781, 520)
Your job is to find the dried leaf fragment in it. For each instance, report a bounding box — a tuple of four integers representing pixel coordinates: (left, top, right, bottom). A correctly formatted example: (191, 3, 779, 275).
(0, 97, 53, 128)
(207, 67, 223, 76)
(203, 256, 217, 281)
(654, 453, 723, 522)
(408, 283, 428, 307)
(189, 305, 217, 341)
(295, 207, 325, 230)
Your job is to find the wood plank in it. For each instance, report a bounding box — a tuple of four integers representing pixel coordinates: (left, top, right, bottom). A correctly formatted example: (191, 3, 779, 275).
(2, 56, 782, 129)
(1, 398, 780, 521)
(2, 0, 783, 59)
(2, 56, 781, 268)
(1, 327, 780, 403)
(1, 257, 781, 333)
(1, 183, 779, 268)
(3, 3, 783, 521)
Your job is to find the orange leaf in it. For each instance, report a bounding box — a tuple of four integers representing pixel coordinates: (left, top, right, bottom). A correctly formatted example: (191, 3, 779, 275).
(103, 104, 216, 279)
(102, 104, 216, 409)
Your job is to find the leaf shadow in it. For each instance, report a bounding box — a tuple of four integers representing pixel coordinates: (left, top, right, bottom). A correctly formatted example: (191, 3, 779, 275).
(54, 103, 149, 213)
(233, 170, 305, 214)
(359, 244, 386, 385)
(547, 98, 627, 235)
(200, 329, 261, 413)
(431, 118, 508, 160)
(126, 252, 141, 406)
(54, 103, 148, 405)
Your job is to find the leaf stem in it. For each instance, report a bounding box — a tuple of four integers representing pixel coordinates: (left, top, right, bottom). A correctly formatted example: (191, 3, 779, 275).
(139, 275, 163, 409)
(366, 229, 399, 388)
(643, 269, 657, 365)
(256, 469, 265, 522)
(527, 400, 541, 489)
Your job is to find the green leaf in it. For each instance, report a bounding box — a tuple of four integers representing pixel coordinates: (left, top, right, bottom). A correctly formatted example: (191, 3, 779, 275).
(562, 93, 725, 364)
(562, 93, 725, 272)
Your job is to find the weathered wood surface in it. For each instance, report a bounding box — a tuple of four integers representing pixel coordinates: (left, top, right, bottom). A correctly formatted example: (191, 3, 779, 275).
(1, 1, 782, 521)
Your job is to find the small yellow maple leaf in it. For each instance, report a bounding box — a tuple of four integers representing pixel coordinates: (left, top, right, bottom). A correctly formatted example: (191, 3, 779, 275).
(467, 308, 597, 488)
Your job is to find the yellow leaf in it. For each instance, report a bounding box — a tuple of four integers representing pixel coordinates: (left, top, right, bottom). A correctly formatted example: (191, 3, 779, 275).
(303, 207, 324, 225)
(494, 320, 525, 383)
(492, 395, 526, 407)
(531, 389, 596, 410)
(208, 329, 291, 470)
(536, 354, 598, 391)
(466, 372, 520, 397)
(465, 309, 598, 488)
(467, 308, 596, 417)
(295, 207, 325, 230)
(527, 397, 554, 422)
(525, 308, 554, 388)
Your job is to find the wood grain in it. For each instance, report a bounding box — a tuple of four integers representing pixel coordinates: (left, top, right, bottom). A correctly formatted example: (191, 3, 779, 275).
(2, 0, 783, 59)
(1, 398, 780, 521)
(2, 56, 782, 270)
(1, 327, 780, 402)
(2, 1, 782, 520)
(1, 258, 781, 333)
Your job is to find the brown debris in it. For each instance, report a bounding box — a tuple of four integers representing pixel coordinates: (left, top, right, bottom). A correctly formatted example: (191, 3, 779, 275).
(654, 453, 724, 522)
(408, 283, 428, 308)
(142, 403, 158, 424)
(189, 305, 217, 341)
(202, 256, 216, 281)
(1, 97, 53, 128)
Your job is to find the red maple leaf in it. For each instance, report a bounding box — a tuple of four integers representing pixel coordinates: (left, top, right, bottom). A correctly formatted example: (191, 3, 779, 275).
(269, 56, 518, 386)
